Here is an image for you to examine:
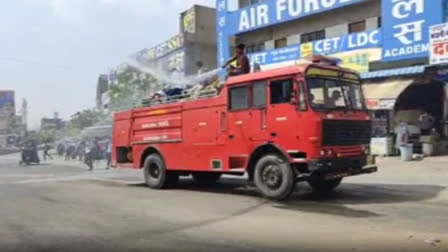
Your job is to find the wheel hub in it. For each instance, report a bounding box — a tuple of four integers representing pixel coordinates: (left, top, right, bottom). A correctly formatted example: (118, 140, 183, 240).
(149, 163, 160, 178)
(262, 164, 282, 189)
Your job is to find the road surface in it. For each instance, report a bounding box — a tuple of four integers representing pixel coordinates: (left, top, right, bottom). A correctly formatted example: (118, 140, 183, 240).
(0, 153, 447, 252)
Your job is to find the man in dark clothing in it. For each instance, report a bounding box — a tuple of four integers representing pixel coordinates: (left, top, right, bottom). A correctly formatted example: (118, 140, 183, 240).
(223, 43, 250, 76)
(43, 144, 53, 161)
(419, 111, 436, 135)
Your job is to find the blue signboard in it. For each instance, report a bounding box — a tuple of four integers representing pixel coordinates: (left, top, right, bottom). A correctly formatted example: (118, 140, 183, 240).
(382, 0, 444, 61)
(445, 0, 448, 22)
(249, 44, 301, 66)
(217, 0, 448, 71)
(248, 29, 381, 66)
(0, 91, 14, 114)
(216, 0, 229, 79)
(226, 0, 366, 35)
(313, 29, 381, 55)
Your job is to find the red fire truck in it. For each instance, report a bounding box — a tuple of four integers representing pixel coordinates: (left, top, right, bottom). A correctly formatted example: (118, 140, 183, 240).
(112, 57, 377, 200)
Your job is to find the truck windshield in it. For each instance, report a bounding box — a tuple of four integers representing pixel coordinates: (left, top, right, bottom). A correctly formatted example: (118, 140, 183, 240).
(307, 77, 364, 110)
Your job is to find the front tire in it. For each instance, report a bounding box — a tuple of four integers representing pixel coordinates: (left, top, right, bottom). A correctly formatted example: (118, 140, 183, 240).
(143, 154, 178, 189)
(254, 154, 295, 200)
(308, 176, 342, 193)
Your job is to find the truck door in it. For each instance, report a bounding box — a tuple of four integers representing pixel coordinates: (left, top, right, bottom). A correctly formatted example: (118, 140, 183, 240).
(249, 80, 268, 141)
(225, 81, 267, 168)
(266, 77, 299, 146)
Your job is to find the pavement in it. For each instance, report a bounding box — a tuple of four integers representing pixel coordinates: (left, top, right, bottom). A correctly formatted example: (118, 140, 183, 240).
(0, 153, 447, 252)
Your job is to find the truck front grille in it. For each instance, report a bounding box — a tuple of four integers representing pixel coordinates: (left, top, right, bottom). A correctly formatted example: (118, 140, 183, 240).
(322, 120, 371, 146)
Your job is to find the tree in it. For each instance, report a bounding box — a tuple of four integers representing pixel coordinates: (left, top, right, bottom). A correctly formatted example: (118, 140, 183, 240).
(39, 129, 56, 143)
(66, 109, 107, 137)
(108, 65, 162, 112)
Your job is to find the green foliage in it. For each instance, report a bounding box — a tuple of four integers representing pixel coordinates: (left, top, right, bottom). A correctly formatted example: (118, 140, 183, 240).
(39, 129, 56, 143)
(66, 109, 106, 137)
(108, 65, 162, 112)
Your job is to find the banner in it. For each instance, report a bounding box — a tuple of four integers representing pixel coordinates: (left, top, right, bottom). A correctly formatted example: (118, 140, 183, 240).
(382, 0, 444, 61)
(330, 48, 382, 73)
(312, 29, 380, 55)
(226, 0, 365, 35)
(183, 8, 196, 34)
(249, 45, 300, 66)
(248, 30, 381, 68)
(145, 34, 184, 61)
(216, 0, 229, 79)
(429, 23, 448, 65)
(0, 91, 14, 116)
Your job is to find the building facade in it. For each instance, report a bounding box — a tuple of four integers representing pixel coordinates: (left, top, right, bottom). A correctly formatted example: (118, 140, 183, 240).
(41, 113, 65, 131)
(216, 0, 448, 154)
(136, 5, 217, 76)
(0, 90, 15, 135)
(96, 5, 218, 110)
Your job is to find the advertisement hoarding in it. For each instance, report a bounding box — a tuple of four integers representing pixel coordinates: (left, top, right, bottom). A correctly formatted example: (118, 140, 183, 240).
(248, 30, 381, 69)
(226, 0, 365, 35)
(382, 0, 444, 61)
(0, 91, 15, 116)
(429, 22, 448, 65)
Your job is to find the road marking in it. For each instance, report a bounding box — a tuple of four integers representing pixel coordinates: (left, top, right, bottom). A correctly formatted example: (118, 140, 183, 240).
(0, 174, 56, 178)
(91, 177, 143, 184)
(13, 172, 126, 184)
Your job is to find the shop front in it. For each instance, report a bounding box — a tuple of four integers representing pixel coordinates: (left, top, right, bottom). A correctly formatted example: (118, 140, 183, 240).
(362, 66, 448, 156)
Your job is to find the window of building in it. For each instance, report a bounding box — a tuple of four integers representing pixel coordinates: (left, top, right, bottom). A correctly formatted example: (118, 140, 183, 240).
(246, 45, 255, 54)
(230, 85, 249, 110)
(252, 81, 266, 107)
(246, 42, 265, 53)
(274, 38, 287, 49)
(349, 20, 366, 34)
(301, 30, 325, 43)
(270, 79, 293, 105)
(239, 0, 265, 8)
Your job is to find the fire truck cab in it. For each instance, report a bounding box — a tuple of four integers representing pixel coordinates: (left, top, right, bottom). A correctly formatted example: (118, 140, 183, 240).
(112, 56, 377, 200)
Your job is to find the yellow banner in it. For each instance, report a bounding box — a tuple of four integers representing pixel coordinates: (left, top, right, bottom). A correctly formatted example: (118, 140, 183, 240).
(300, 42, 313, 58)
(330, 48, 382, 73)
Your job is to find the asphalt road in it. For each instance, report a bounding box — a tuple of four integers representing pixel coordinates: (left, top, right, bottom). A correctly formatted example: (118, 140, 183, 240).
(0, 153, 447, 252)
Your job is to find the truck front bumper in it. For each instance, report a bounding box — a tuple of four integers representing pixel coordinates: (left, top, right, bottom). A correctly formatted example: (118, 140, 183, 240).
(305, 155, 377, 181)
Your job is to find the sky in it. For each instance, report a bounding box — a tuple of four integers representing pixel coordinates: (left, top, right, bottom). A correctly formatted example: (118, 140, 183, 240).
(0, 0, 215, 129)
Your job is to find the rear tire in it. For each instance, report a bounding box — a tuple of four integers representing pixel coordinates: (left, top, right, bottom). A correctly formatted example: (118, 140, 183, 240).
(192, 172, 222, 186)
(143, 154, 178, 189)
(308, 177, 342, 193)
(254, 154, 295, 200)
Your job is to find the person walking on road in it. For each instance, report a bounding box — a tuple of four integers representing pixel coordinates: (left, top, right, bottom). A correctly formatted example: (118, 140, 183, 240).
(105, 141, 112, 169)
(42, 143, 53, 161)
(84, 141, 94, 171)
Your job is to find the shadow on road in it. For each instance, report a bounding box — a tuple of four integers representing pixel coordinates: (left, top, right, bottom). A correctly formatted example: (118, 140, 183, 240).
(128, 178, 445, 218)
(298, 183, 446, 205)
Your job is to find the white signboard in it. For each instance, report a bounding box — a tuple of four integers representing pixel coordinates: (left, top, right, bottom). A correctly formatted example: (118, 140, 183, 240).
(430, 23, 448, 65)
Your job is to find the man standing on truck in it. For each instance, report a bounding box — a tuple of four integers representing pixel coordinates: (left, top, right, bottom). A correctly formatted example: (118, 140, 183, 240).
(222, 43, 250, 76)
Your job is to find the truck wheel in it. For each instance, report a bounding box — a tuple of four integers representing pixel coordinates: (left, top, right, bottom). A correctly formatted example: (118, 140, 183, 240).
(143, 154, 178, 189)
(308, 177, 342, 193)
(254, 154, 295, 200)
(192, 172, 222, 186)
